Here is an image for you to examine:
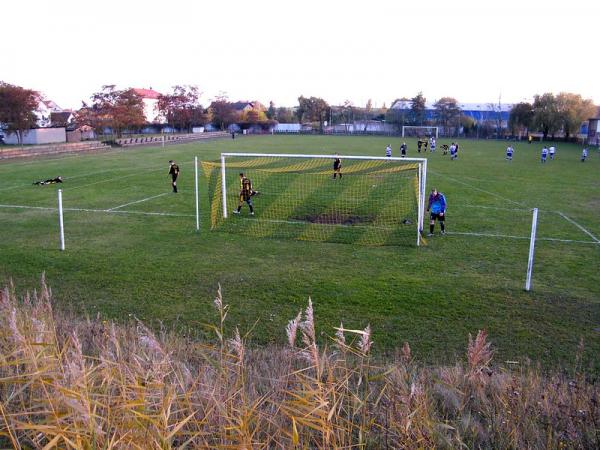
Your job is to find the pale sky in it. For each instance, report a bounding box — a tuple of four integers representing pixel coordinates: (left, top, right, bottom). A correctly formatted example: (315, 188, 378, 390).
(2, 0, 599, 110)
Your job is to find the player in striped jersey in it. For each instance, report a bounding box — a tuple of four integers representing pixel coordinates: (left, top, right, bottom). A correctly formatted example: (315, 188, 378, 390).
(233, 172, 256, 215)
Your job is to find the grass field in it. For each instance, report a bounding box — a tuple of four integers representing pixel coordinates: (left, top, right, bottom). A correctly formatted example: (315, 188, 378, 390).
(1, 135, 599, 371)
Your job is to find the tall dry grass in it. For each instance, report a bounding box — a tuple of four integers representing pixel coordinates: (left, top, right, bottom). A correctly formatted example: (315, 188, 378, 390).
(0, 276, 599, 449)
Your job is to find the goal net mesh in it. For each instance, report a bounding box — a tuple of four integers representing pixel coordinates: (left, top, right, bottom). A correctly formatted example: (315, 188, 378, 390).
(402, 126, 438, 138)
(202, 155, 422, 246)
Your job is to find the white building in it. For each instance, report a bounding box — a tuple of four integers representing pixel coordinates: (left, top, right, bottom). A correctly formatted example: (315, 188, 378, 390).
(35, 99, 63, 127)
(132, 88, 165, 124)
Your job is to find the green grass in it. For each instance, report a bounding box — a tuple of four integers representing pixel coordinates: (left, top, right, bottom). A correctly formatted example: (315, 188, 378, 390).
(1, 136, 598, 371)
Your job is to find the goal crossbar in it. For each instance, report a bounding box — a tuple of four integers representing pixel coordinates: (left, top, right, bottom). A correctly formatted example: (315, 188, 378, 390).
(220, 153, 427, 246)
(401, 126, 439, 138)
(221, 152, 427, 163)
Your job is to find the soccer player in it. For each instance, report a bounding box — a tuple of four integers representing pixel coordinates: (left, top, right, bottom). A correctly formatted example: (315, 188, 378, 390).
(549, 145, 556, 160)
(400, 142, 407, 157)
(233, 172, 256, 215)
(450, 143, 458, 160)
(386, 144, 392, 158)
(333, 154, 342, 179)
(506, 145, 514, 161)
(441, 144, 449, 155)
(168, 160, 180, 192)
(427, 188, 447, 236)
(541, 146, 548, 163)
(528, 135, 533, 144)
(417, 139, 423, 153)
(581, 148, 588, 162)
(33, 176, 63, 185)
(430, 137, 436, 152)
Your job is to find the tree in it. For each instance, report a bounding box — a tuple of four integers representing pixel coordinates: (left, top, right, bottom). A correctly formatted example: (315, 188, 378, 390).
(80, 85, 146, 137)
(434, 97, 460, 133)
(532, 93, 560, 139)
(276, 107, 296, 123)
(241, 108, 267, 124)
(0, 82, 40, 145)
(297, 96, 329, 132)
(339, 100, 354, 133)
(411, 92, 427, 125)
(158, 85, 207, 132)
(508, 102, 534, 137)
(266, 101, 276, 120)
(555, 92, 596, 140)
(209, 94, 236, 131)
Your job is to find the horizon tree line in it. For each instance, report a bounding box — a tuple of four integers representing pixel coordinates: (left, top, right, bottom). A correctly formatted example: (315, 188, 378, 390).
(0, 81, 596, 143)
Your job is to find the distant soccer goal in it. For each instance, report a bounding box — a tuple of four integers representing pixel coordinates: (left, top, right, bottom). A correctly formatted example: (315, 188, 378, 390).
(402, 126, 439, 138)
(202, 153, 427, 246)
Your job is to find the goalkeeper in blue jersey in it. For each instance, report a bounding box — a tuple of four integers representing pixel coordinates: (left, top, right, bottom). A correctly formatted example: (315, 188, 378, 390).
(427, 188, 447, 236)
(233, 172, 257, 215)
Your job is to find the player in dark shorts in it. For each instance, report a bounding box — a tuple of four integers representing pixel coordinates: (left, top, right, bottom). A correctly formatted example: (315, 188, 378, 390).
(423, 140, 428, 152)
(333, 154, 342, 179)
(33, 176, 63, 185)
(441, 144, 449, 155)
(168, 160, 180, 193)
(400, 142, 407, 157)
(417, 139, 423, 153)
(233, 172, 257, 215)
(426, 188, 447, 236)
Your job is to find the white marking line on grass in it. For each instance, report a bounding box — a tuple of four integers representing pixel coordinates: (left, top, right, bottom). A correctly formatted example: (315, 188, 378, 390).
(64, 159, 195, 191)
(557, 212, 600, 243)
(460, 204, 533, 212)
(107, 192, 169, 211)
(429, 170, 526, 207)
(0, 203, 193, 218)
(446, 230, 599, 245)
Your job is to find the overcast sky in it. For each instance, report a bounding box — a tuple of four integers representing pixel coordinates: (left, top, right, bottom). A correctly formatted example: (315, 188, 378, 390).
(2, 0, 598, 110)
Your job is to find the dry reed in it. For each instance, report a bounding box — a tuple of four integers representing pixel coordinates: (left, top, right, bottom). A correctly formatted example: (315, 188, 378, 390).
(0, 277, 598, 449)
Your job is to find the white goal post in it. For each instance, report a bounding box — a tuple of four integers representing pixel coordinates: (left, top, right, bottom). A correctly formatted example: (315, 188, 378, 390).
(402, 126, 439, 139)
(220, 152, 427, 246)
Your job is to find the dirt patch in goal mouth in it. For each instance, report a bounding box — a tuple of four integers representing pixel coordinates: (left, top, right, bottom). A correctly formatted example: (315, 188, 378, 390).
(291, 213, 375, 225)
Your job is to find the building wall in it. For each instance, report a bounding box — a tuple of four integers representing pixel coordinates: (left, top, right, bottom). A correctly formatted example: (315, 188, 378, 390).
(142, 98, 159, 123)
(4, 128, 66, 145)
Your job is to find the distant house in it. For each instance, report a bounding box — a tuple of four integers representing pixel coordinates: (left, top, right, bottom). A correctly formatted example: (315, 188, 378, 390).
(587, 116, 600, 145)
(231, 101, 266, 113)
(50, 111, 75, 128)
(132, 88, 165, 124)
(231, 101, 267, 121)
(35, 99, 63, 127)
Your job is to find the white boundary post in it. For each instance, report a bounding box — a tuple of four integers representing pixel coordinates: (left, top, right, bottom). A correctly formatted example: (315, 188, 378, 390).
(421, 158, 428, 232)
(417, 163, 422, 246)
(58, 189, 65, 251)
(525, 208, 538, 291)
(194, 156, 200, 231)
(220, 154, 228, 218)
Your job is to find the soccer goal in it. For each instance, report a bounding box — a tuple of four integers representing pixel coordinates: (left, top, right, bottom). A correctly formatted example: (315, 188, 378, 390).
(201, 153, 427, 246)
(402, 126, 439, 138)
